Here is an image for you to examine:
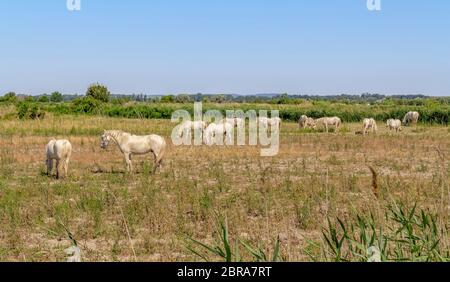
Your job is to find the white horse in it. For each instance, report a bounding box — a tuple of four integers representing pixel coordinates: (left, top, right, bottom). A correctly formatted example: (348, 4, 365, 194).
(203, 122, 234, 145)
(363, 118, 378, 135)
(315, 117, 342, 133)
(269, 117, 282, 129)
(177, 120, 207, 140)
(299, 115, 308, 129)
(403, 111, 420, 126)
(234, 117, 245, 128)
(258, 117, 270, 129)
(222, 117, 245, 128)
(386, 119, 402, 132)
(46, 139, 72, 179)
(101, 130, 166, 174)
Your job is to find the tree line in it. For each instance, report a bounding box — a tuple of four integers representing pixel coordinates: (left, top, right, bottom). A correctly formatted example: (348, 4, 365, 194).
(1, 84, 449, 124)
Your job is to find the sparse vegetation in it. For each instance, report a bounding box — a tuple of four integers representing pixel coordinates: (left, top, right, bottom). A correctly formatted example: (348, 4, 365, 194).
(322, 204, 450, 262)
(0, 111, 448, 261)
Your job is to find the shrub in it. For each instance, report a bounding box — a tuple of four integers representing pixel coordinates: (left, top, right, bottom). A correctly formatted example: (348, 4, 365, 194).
(161, 95, 174, 103)
(50, 91, 64, 102)
(24, 96, 34, 102)
(86, 83, 110, 103)
(1, 92, 17, 103)
(38, 95, 50, 103)
(17, 102, 45, 120)
(73, 97, 102, 114)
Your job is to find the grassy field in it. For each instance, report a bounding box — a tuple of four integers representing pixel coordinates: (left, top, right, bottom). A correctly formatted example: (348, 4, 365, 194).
(0, 113, 449, 262)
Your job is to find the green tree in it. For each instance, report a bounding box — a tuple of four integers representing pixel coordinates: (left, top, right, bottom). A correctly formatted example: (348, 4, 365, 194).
(161, 95, 174, 103)
(2, 92, 17, 103)
(277, 93, 290, 104)
(50, 91, 64, 102)
(175, 94, 191, 103)
(38, 95, 50, 103)
(86, 83, 110, 103)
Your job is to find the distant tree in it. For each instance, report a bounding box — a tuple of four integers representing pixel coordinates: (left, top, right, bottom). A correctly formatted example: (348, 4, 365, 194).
(86, 83, 110, 103)
(212, 95, 226, 104)
(175, 94, 191, 103)
(38, 95, 50, 103)
(194, 93, 203, 102)
(50, 91, 64, 102)
(277, 93, 290, 104)
(2, 92, 17, 103)
(161, 95, 174, 103)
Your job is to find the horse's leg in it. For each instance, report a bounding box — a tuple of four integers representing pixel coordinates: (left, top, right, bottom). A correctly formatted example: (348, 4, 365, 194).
(124, 153, 132, 173)
(64, 158, 70, 177)
(152, 152, 158, 174)
(46, 158, 53, 176)
(56, 160, 60, 179)
(152, 148, 165, 174)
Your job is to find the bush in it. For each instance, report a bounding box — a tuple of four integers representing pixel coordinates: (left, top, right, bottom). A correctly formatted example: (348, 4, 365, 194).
(17, 102, 45, 120)
(73, 97, 102, 114)
(1, 92, 17, 103)
(50, 91, 64, 103)
(38, 95, 50, 103)
(86, 83, 110, 103)
(161, 95, 174, 103)
(24, 96, 34, 102)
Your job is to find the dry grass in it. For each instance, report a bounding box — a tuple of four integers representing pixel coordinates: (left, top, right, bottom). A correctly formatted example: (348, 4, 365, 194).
(0, 114, 449, 261)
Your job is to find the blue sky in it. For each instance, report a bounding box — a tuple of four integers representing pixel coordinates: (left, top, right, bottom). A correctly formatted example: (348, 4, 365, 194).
(1, 0, 449, 96)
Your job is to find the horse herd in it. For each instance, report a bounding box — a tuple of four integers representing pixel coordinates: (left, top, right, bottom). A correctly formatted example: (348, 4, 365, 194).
(177, 117, 282, 145)
(44, 111, 420, 179)
(299, 111, 420, 135)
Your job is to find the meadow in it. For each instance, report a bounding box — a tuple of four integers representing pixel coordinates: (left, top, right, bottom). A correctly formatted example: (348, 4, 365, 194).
(0, 107, 449, 262)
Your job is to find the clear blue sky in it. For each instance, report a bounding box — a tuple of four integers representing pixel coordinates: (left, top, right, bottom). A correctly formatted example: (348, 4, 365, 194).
(1, 0, 449, 96)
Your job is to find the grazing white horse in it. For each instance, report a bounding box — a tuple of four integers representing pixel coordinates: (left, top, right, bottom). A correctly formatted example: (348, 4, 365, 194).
(363, 118, 378, 135)
(299, 115, 308, 129)
(46, 139, 72, 179)
(259, 117, 281, 131)
(306, 118, 317, 129)
(299, 115, 316, 129)
(177, 120, 207, 140)
(203, 122, 234, 145)
(269, 117, 282, 128)
(315, 117, 342, 133)
(386, 119, 402, 132)
(221, 116, 245, 128)
(101, 130, 166, 174)
(258, 117, 270, 129)
(403, 111, 420, 126)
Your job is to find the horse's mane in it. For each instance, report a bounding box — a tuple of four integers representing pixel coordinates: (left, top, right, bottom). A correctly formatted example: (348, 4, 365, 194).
(104, 130, 129, 142)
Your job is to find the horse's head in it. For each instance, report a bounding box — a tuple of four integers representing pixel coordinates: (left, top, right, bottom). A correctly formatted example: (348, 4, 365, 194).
(100, 131, 112, 149)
